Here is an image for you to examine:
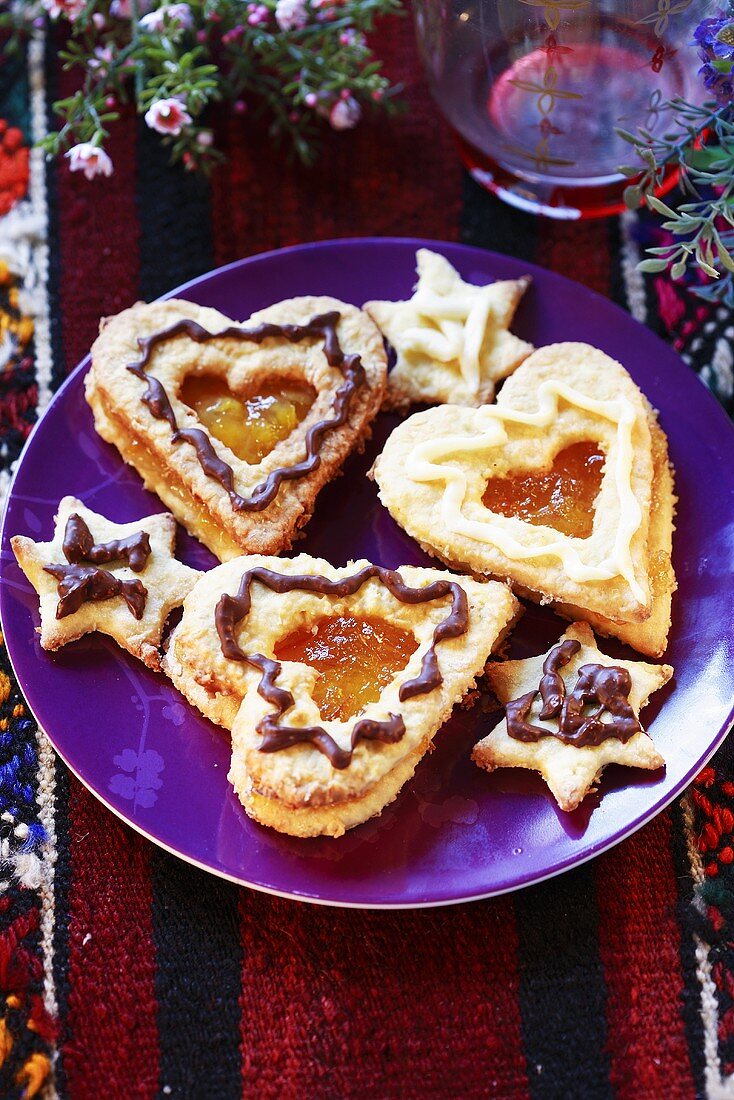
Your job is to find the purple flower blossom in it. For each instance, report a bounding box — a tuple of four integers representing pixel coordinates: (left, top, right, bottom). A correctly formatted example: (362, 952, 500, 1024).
(694, 11, 734, 105)
(110, 747, 164, 809)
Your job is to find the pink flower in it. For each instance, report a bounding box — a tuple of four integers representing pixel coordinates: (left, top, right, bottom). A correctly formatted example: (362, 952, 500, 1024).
(88, 45, 115, 75)
(65, 143, 114, 181)
(110, 0, 151, 15)
(275, 0, 308, 31)
(144, 98, 192, 135)
(41, 0, 85, 19)
(329, 96, 361, 130)
(139, 4, 193, 32)
(246, 3, 270, 26)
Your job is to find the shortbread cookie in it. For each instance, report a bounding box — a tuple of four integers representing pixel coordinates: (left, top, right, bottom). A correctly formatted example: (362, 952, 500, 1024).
(472, 622, 671, 811)
(86, 296, 387, 561)
(364, 248, 532, 409)
(164, 553, 520, 837)
(373, 342, 676, 657)
(11, 497, 199, 669)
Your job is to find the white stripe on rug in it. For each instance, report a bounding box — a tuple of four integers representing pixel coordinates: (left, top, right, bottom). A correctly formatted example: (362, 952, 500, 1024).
(27, 33, 60, 1093)
(682, 795, 734, 1098)
(619, 210, 647, 324)
(28, 34, 53, 415)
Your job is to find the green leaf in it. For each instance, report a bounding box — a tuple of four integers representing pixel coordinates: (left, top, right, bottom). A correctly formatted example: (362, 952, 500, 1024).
(637, 258, 670, 273)
(714, 239, 734, 273)
(646, 195, 678, 218)
(623, 184, 643, 209)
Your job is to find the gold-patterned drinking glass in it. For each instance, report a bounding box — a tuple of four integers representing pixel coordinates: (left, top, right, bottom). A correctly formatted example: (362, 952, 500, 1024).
(414, 0, 714, 218)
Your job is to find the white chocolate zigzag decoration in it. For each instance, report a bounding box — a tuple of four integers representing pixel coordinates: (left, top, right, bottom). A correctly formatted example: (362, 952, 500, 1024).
(403, 283, 500, 393)
(404, 380, 645, 602)
(364, 250, 533, 409)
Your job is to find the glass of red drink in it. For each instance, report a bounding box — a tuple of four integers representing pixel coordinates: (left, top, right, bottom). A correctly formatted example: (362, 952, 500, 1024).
(414, 0, 713, 219)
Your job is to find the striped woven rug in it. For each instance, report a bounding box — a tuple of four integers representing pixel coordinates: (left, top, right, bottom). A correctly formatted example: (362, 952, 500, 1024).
(0, 19, 733, 1100)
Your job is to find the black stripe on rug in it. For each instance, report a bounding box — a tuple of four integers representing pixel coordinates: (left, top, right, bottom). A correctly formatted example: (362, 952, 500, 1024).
(43, 30, 67, 398)
(514, 864, 614, 1100)
(460, 174, 540, 263)
(150, 850, 244, 1099)
(135, 121, 214, 302)
(135, 136, 244, 1098)
(50, 756, 73, 1100)
(669, 787, 720, 1097)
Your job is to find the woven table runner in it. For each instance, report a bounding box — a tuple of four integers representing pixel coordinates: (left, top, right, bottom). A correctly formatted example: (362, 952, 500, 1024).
(0, 20, 732, 1100)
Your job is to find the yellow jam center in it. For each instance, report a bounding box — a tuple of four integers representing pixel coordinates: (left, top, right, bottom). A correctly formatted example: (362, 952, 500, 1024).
(180, 374, 315, 464)
(648, 548, 670, 587)
(275, 615, 419, 722)
(481, 441, 606, 539)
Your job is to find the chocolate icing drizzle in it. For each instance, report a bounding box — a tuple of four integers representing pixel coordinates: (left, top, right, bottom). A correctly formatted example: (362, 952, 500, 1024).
(215, 565, 469, 769)
(63, 513, 151, 572)
(505, 639, 641, 747)
(126, 312, 366, 513)
(44, 563, 147, 620)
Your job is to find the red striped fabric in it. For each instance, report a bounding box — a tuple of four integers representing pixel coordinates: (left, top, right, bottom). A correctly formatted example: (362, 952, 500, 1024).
(536, 220, 614, 297)
(61, 782, 158, 1099)
(239, 894, 530, 1098)
(51, 50, 160, 1099)
(596, 810, 696, 1099)
(210, 15, 461, 267)
(53, 75, 141, 375)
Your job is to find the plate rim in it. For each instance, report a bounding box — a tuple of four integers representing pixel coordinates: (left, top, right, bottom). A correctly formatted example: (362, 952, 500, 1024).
(2, 235, 734, 908)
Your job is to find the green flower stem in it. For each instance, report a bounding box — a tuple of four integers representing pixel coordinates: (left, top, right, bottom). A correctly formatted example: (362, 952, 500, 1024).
(8, 0, 402, 172)
(619, 94, 734, 306)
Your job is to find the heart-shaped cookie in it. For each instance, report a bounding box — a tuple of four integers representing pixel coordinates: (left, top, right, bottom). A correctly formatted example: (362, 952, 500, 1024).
(373, 343, 676, 657)
(86, 296, 387, 561)
(163, 553, 520, 837)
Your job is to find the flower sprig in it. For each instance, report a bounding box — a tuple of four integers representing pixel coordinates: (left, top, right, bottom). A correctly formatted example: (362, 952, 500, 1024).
(618, 10, 734, 307)
(0, 0, 402, 175)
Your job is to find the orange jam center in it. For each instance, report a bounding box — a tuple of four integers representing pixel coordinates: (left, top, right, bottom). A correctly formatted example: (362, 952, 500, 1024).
(481, 441, 606, 539)
(649, 549, 670, 587)
(180, 374, 314, 464)
(274, 615, 418, 722)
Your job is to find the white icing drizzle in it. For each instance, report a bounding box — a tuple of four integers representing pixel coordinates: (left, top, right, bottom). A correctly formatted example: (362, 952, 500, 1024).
(403, 380, 647, 603)
(399, 281, 499, 395)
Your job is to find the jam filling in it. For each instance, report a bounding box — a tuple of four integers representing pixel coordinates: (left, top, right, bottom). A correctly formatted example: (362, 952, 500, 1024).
(648, 549, 670, 587)
(481, 441, 606, 539)
(180, 374, 315, 465)
(274, 614, 419, 722)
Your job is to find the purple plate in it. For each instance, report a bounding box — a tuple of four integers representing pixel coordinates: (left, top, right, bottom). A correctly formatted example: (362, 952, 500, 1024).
(2, 238, 733, 908)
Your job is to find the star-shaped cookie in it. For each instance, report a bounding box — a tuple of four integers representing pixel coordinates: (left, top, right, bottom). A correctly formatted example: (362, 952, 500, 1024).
(12, 496, 200, 670)
(472, 622, 672, 811)
(365, 249, 533, 409)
